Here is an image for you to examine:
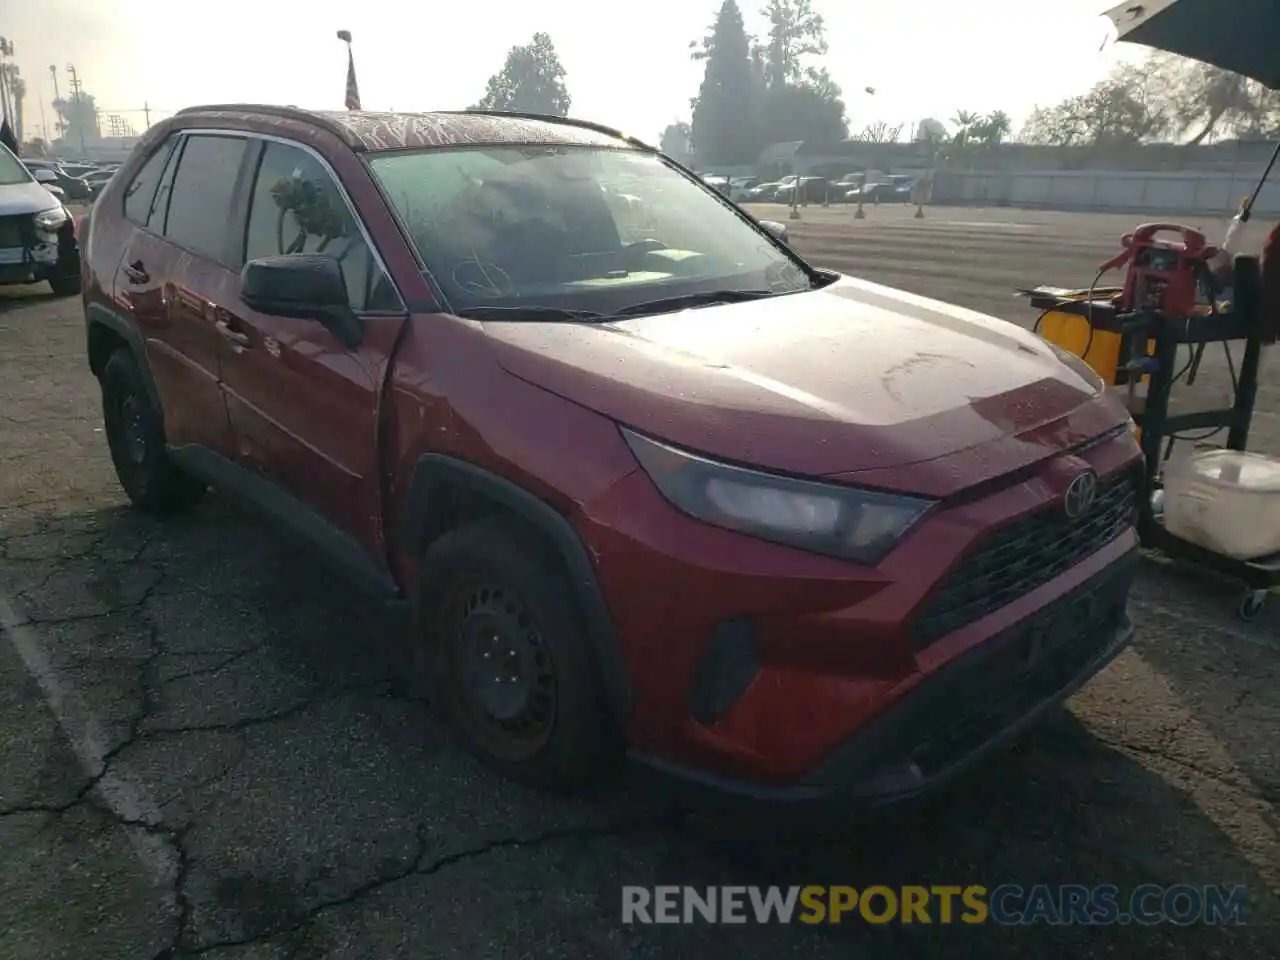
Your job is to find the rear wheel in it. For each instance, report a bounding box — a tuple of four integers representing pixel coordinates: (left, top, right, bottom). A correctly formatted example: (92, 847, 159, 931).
(414, 517, 618, 789)
(100, 349, 205, 515)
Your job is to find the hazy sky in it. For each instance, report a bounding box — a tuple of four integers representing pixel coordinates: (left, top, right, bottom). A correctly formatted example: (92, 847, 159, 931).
(4, 0, 1135, 142)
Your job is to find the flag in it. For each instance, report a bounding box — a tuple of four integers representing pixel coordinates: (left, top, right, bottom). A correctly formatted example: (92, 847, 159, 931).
(344, 48, 361, 111)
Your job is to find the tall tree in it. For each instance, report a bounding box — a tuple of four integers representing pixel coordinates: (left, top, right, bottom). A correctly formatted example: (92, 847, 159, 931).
(690, 1, 758, 167)
(756, 2, 845, 146)
(659, 121, 693, 164)
(759, 68, 847, 145)
(472, 33, 571, 117)
(53, 91, 100, 146)
(1020, 63, 1170, 146)
(762, 0, 827, 91)
(1146, 52, 1280, 144)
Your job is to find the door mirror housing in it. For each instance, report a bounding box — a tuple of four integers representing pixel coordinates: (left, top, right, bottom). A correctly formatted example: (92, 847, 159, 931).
(758, 219, 789, 244)
(240, 254, 363, 349)
(32, 168, 58, 184)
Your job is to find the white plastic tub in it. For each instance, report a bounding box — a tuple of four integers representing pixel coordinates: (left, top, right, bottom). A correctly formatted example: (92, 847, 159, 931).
(1163, 449, 1280, 560)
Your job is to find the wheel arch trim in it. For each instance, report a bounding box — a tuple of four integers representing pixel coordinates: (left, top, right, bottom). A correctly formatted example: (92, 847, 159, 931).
(401, 453, 634, 722)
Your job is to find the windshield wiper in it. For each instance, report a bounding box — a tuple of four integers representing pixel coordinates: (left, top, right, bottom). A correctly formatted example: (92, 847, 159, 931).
(610, 289, 779, 318)
(454, 305, 607, 322)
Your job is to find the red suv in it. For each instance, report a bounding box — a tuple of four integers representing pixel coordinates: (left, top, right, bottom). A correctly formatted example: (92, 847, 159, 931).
(81, 105, 1142, 803)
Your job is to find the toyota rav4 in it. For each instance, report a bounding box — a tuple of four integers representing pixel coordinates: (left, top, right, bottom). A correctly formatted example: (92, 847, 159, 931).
(80, 105, 1143, 803)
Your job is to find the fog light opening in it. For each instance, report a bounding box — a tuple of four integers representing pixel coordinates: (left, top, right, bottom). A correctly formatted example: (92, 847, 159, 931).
(689, 618, 761, 726)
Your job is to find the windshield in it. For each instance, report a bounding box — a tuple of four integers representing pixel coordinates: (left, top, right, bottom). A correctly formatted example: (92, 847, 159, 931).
(0, 145, 31, 186)
(368, 145, 814, 316)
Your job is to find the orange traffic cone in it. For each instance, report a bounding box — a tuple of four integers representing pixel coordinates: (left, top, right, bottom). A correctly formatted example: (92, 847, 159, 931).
(855, 199, 865, 219)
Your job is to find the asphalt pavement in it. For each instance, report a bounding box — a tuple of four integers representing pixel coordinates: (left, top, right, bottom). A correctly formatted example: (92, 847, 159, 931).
(1, 205, 1277, 958)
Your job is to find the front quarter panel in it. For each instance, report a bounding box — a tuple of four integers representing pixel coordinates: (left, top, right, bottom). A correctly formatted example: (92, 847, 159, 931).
(386, 314, 639, 560)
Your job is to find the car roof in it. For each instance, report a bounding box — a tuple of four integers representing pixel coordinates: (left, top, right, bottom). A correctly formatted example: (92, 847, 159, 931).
(175, 104, 648, 154)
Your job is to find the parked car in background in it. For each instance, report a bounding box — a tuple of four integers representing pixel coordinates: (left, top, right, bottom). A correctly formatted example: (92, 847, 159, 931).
(726, 177, 759, 202)
(774, 176, 834, 205)
(0, 144, 82, 295)
(22, 159, 93, 201)
(82, 104, 1142, 806)
(83, 168, 117, 198)
(844, 175, 915, 205)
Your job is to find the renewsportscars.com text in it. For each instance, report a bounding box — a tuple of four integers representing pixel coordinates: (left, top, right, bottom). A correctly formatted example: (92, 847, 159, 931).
(620, 884, 1249, 926)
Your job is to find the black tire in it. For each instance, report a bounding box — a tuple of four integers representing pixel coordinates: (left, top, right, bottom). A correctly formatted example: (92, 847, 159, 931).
(47, 272, 81, 297)
(413, 517, 618, 789)
(99, 349, 205, 515)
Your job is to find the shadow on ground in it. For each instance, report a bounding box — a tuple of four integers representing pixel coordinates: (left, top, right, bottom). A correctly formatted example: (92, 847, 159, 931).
(1, 497, 1275, 958)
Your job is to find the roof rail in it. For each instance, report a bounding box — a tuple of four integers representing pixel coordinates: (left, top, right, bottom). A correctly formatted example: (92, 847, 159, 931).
(440, 109, 656, 152)
(174, 103, 358, 147)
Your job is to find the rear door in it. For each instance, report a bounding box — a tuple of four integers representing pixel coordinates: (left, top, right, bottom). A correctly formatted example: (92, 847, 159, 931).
(150, 133, 255, 458)
(109, 132, 231, 454)
(218, 137, 407, 559)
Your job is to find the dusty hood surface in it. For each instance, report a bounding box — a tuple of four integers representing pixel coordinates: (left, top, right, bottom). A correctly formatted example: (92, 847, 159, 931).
(0, 180, 62, 218)
(481, 274, 1116, 486)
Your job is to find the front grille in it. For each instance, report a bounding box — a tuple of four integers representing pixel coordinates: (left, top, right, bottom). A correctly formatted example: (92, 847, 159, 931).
(906, 555, 1134, 776)
(912, 469, 1139, 649)
(0, 214, 27, 248)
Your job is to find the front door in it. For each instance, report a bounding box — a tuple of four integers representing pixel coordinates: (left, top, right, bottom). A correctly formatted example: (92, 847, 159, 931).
(218, 138, 407, 562)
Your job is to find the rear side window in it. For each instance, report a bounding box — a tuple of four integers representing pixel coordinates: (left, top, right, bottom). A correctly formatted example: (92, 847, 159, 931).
(163, 134, 248, 263)
(123, 137, 177, 225)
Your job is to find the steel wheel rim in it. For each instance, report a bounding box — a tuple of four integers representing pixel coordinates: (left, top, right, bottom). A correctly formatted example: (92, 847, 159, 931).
(443, 581, 556, 760)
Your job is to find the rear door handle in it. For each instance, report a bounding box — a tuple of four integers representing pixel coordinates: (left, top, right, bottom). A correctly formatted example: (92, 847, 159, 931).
(122, 260, 149, 284)
(215, 318, 251, 348)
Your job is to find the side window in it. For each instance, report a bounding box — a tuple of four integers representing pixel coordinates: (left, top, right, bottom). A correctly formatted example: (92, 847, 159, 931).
(243, 141, 398, 312)
(163, 135, 248, 263)
(147, 137, 183, 230)
(122, 137, 177, 226)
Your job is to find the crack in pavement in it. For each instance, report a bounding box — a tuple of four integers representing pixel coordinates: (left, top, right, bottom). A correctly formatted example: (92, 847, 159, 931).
(160, 811, 683, 958)
(1098, 735, 1279, 806)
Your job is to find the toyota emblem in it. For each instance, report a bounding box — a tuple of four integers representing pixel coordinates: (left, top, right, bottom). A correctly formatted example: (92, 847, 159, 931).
(1063, 470, 1099, 519)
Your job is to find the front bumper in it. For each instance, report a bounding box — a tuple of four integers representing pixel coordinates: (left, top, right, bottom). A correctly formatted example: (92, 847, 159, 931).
(631, 548, 1139, 809)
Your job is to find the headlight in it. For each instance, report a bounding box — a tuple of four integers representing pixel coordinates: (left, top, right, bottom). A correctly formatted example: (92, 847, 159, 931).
(621, 428, 934, 564)
(34, 206, 69, 232)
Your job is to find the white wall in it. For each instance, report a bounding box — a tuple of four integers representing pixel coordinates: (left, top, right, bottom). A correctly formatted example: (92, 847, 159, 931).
(934, 170, 1280, 216)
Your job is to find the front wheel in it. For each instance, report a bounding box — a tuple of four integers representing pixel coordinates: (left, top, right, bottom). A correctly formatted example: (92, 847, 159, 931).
(413, 518, 619, 790)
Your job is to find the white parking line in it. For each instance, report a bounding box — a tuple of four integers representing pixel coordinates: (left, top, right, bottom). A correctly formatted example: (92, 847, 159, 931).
(0, 590, 176, 889)
(918, 220, 1042, 230)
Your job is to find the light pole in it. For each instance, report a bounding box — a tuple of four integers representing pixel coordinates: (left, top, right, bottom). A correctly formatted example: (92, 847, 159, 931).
(49, 65, 62, 140)
(66, 63, 86, 155)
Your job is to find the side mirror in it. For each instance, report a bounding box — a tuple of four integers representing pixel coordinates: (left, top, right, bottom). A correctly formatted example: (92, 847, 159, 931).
(32, 169, 57, 183)
(758, 219, 789, 244)
(240, 254, 363, 349)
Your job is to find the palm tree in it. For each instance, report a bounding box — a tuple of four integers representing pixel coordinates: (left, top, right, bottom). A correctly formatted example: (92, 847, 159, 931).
(8, 71, 24, 144)
(950, 109, 979, 146)
(1, 64, 24, 143)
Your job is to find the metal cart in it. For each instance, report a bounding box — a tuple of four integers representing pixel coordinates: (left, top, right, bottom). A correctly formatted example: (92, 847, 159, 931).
(1021, 255, 1280, 621)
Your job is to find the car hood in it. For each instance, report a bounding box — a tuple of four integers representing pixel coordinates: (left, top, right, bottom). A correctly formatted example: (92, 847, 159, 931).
(481, 274, 1120, 493)
(0, 180, 61, 217)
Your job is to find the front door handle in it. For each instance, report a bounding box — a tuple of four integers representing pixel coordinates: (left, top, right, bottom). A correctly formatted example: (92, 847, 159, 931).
(215, 318, 251, 348)
(122, 260, 149, 285)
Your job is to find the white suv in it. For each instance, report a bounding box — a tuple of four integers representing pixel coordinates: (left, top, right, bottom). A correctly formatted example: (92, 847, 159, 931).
(0, 143, 81, 296)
